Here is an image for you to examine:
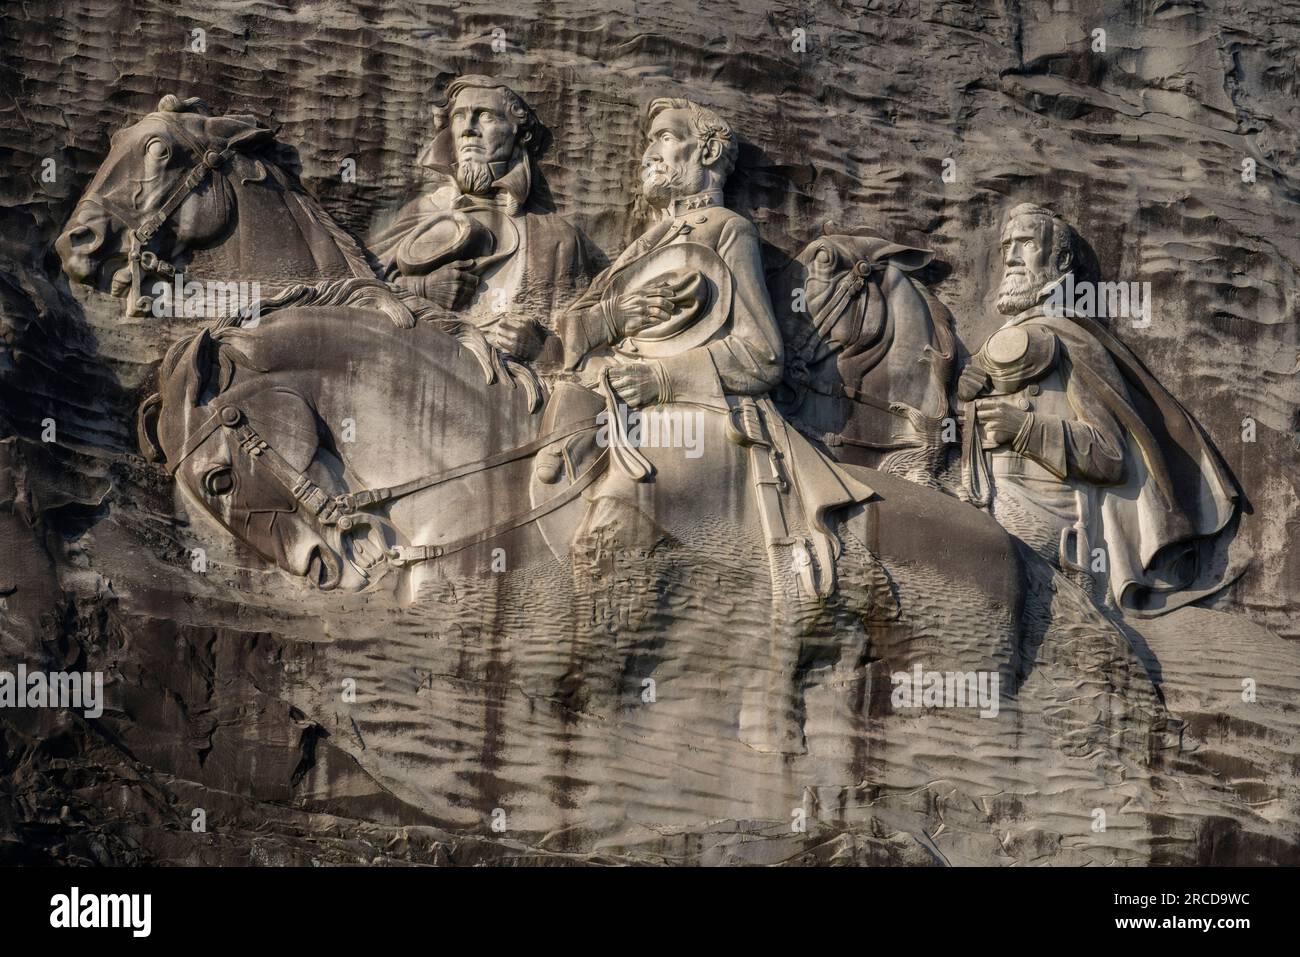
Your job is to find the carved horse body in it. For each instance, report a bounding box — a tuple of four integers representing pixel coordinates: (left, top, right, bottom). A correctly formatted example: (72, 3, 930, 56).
(771, 234, 959, 486)
(137, 310, 557, 599)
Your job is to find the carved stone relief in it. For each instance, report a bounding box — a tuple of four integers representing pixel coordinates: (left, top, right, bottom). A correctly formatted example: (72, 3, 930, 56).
(3, 2, 1298, 867)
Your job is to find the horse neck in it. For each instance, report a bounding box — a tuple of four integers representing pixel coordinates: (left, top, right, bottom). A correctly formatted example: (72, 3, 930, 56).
(186, 168, 372, 288)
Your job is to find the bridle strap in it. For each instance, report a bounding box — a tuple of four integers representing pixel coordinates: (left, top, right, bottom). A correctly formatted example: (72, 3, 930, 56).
(135, 143, 234, 244)
(167, 404, 344, 521)
(813, 260, 875, 341)
(166, 405, 230, 473)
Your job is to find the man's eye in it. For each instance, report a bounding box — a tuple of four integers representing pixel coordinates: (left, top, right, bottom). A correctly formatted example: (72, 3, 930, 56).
(204, 467, 234, 496)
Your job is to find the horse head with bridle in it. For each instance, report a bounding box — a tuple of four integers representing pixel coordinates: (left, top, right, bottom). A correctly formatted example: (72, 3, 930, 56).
(771, 232, 960, 486)
(56, 93, 380, 319)
(135, 306, 582, 599)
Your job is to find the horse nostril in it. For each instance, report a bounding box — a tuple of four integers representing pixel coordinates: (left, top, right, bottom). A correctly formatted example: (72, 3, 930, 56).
(55, 220, 106, 279)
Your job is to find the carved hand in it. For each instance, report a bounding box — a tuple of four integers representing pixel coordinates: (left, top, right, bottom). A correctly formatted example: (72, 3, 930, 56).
(889, 400, 944, 445)
(397, 260, 480, 311)
(617, 273, 700, 336)
(608, 362, 661, 408)
(956, 364, 992, 402)
(971, 398, 1028, 447)
(491, 315, 546, 361)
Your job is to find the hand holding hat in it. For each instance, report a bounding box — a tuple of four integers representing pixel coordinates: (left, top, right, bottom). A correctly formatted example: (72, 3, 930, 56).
(615, 272, 703, 337)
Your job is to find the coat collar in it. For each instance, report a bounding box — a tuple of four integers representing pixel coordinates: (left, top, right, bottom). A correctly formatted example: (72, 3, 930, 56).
(661, 188, 724, 219)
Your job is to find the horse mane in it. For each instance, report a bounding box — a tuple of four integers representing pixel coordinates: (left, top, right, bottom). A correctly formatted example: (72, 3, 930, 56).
(267, 167, 378, 281)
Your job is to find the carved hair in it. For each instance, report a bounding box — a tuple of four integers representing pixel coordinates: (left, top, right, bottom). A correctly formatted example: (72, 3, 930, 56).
(1005, 202, 1079, 275)
(646, 97, 739, 179)
(432, 75, 545, 157)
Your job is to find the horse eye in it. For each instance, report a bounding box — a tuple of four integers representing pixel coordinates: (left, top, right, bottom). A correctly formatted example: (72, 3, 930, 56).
(814, 247, 833, 264)
(204, 467, 234, 496)
(145, 139, 170, 160)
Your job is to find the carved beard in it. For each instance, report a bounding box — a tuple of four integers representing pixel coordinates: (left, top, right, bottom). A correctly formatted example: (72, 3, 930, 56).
(996, 264, 1060, 315)
(641, 161, 696, 208)
(455, 158, 495, 196)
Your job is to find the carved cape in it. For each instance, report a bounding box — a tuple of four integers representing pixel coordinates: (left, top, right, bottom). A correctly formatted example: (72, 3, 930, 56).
(972, 304, 1239, 615)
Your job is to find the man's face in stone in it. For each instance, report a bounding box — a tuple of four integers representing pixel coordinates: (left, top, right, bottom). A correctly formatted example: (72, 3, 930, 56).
(449, 87, 518, 194)
(641, 108, 706, 207)
(996, 214, 1061, 315)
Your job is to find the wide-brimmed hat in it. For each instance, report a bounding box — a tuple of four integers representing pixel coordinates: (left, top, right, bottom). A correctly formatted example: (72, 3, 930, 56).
(607, 242, 734, 359)
(391, 207, 519, 276)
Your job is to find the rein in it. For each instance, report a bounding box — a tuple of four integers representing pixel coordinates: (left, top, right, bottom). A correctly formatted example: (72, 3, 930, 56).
(171, 402, 605, 567)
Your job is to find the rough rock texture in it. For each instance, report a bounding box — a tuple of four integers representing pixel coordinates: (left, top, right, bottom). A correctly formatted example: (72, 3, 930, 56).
(1, 0, 1297, 865)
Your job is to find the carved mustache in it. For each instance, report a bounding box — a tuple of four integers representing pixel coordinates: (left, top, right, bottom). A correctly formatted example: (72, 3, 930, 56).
(641, 161, 679, 183)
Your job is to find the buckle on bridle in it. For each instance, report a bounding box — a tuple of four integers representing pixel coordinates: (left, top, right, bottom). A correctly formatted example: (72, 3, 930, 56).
(138, 250, 175, 278)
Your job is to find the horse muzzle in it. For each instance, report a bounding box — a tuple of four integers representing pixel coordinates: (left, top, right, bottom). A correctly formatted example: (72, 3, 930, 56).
(55, 205, 115, 286)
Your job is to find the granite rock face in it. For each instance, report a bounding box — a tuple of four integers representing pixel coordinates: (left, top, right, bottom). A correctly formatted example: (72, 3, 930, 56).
(1, 1, 1298, 865)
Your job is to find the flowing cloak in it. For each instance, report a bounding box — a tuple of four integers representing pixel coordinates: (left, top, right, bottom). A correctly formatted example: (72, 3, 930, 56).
(990, 307, 1240, 615)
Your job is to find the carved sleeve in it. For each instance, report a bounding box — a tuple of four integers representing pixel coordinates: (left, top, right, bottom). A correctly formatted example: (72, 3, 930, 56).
(556, 280, 617, 368)
(1011, 343, 1126, 485)
(655, 216, 784, 399)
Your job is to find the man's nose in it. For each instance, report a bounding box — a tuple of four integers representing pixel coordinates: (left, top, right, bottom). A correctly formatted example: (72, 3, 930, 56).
(1004, 244, 1022, 266)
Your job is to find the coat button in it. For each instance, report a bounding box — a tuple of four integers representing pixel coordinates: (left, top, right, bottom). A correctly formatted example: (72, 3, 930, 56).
(1027, 384, 1041, 396)
(1017, 397, 1032, 410)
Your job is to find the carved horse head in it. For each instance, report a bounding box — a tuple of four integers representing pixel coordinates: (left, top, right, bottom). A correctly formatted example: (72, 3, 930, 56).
(57, 94, 372, 315)
(138, 323, 380, 591)
(771, 233, 958, 469)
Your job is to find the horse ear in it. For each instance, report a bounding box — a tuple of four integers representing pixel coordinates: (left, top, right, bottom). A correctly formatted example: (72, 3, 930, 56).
(181, 328, 219, 408)
(158, 94, 212, 116)
(137, 393, 166, 463)
(225, 124, 275, 153)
